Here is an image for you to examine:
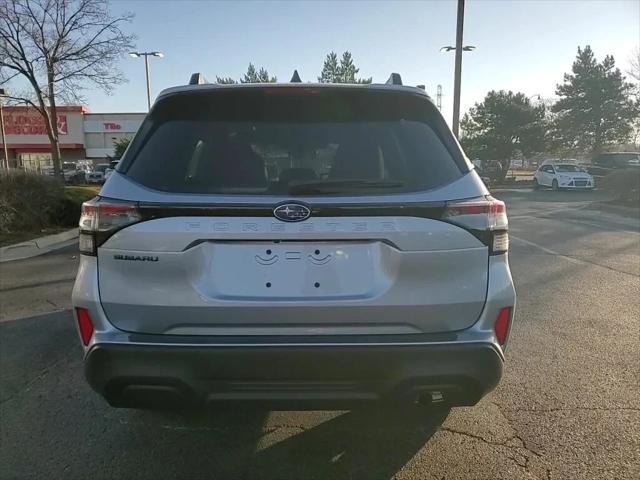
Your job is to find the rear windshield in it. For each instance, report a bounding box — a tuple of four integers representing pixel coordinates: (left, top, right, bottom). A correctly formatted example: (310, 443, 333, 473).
(122, 88, 465, 195)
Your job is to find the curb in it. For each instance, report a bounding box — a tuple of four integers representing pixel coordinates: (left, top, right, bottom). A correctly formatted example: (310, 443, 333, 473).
(0, 228, 78, 263)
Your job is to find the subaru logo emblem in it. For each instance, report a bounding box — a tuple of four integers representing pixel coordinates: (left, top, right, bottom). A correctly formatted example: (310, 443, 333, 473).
(273, 203, 311, 222)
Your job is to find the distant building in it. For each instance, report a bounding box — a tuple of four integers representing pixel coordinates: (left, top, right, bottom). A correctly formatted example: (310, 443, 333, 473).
(0, 106, 145, 170)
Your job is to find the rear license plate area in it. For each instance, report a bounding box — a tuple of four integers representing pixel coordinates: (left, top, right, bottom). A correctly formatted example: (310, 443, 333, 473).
(202, 241, 385, 300)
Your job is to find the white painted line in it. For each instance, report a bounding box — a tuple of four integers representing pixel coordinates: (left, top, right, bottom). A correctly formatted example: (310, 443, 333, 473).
(510, 235, 585, 266)
(510, 235, 562, 256)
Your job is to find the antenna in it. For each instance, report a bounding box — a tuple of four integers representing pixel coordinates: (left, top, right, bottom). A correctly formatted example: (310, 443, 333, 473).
(290, 70, 302, 83)
(437, 84, 442, 111)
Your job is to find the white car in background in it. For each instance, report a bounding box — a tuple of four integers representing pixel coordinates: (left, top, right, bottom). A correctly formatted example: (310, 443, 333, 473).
(86, 163, 110, 184)
(533, 162, 595, 190)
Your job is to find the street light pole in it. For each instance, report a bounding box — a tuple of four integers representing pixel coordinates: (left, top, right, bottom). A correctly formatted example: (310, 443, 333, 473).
(144, 54, 151, 110)
(129, 51, 164, 111)
(452, 0, 465, 138)
(441, 1, 474, 139)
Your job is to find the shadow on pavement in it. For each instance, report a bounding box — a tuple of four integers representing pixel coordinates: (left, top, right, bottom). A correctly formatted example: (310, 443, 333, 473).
(126, 405, 449, 479)
(249, 406, 450, 479)
(0, 311, 449, 480)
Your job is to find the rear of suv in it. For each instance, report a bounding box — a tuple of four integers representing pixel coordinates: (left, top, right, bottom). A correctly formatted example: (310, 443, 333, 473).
(72, 77, 516, 410)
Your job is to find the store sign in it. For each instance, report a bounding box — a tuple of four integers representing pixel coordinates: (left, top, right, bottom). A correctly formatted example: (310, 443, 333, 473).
(83, 120, 143, 133)
(4, 113, 68, 135)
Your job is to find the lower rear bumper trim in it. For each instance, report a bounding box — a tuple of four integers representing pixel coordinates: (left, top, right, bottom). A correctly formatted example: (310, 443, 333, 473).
(85, 342, 503, 409)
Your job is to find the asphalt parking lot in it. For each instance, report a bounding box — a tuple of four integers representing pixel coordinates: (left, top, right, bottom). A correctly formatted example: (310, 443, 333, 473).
(1, 188, 638, 479)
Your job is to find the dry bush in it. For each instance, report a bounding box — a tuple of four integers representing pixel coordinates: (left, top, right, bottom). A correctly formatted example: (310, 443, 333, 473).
(0, 170, 65, 233)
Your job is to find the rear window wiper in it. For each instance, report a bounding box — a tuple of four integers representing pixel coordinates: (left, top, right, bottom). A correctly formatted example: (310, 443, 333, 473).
(288, 179, 405, 194)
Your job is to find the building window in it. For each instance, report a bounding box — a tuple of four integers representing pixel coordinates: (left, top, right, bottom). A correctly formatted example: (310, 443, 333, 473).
(20, 153, 52, 172)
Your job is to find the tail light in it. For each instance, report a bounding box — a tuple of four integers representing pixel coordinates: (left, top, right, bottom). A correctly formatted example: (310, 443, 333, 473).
(442, 196, 509, 254)
(79, 198, 141, 256)
(75, 308, 95, 346)
(494, 307, 512, 345)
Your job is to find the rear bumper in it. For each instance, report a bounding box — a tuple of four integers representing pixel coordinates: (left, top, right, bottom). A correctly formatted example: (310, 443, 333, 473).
(85, 341, 503, 409)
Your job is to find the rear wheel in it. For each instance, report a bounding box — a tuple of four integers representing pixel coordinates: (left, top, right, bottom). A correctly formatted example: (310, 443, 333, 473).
(552, 179, 559, 191)
(533, 178, 540, 190)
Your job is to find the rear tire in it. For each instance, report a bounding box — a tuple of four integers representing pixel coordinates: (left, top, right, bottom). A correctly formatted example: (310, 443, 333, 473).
(533, 178, 540, 190)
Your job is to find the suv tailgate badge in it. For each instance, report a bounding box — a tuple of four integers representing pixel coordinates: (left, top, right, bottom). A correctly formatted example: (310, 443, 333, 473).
(274, 203, 311, 222)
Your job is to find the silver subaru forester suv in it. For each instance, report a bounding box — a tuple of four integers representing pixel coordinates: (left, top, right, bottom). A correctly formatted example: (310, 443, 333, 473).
(72, 75, 515, 410)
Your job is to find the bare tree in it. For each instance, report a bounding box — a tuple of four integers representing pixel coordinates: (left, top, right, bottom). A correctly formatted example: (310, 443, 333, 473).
(0, 0, 134, 175)
(627, 47, 640, 145)
(627, 46, 640, 83)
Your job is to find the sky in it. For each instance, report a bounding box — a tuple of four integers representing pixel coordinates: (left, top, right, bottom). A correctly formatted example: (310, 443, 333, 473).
(84, 0, 639, 125)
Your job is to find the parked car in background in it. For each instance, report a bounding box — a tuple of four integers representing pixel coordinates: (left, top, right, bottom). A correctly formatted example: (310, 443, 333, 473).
(104, 160, 120, 181)
(588, 152, 640, 176)
(73, 78, 516, 412)
(86, 163, 110, 184)
(534, 161, 594, 190)
(62, 162, 86, 184)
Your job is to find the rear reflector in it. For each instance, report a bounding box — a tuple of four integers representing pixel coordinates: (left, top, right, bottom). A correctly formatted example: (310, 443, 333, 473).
(78, 232, 95, 255)
(75, 308, 94, 346)
(492, 231, 509, 254)
(494, 307, 512, 345)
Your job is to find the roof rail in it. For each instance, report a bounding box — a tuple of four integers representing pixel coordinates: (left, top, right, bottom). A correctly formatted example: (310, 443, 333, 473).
(189, 73, 208, 85)
(386, 73, 403, 86)
(290, 70, 302, 83)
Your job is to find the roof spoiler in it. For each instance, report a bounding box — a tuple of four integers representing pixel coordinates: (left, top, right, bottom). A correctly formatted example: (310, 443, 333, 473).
(189, 73, 208, 85)
(386, 73, 403, 86)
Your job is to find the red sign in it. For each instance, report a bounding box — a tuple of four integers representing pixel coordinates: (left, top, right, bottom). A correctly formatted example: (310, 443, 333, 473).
(4, 113, 68, 136)
(103, 122, 122, 130)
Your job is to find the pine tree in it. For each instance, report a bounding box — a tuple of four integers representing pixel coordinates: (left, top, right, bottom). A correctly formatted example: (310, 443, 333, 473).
(216, 77, 237, 84)
(318, 51, 371, 83)
(240, 63, 276, 83)
(257, 67, 277, 83)
(241, 63, 258, 83)
(552, 46, 638, 153)
(338, 51, 358, 83)
(318, 52, 340, 83)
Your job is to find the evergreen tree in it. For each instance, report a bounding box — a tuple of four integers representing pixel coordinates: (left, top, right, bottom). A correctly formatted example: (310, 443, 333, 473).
(318, 52, 340, 83)
(551, 46, 638, 153)
(318, 51, 371, 83)
(216, 77, 237, 84)
(241, 63, 276, 83)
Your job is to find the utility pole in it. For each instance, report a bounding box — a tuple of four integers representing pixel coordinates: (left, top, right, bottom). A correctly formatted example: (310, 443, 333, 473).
(452, 0, 465, 138)
(437, 85, 443, 111)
